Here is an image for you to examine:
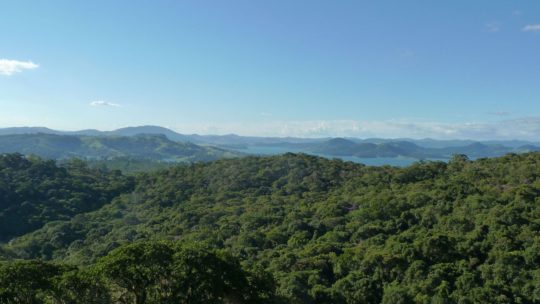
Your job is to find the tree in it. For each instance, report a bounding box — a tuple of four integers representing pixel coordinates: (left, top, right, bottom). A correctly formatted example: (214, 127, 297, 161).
(0, 260, 61, 303)
(168, 244, 249, 303)
(95, 241, 276, 303)
(95, 241, 174, 304)
(50, 268, 112, 304)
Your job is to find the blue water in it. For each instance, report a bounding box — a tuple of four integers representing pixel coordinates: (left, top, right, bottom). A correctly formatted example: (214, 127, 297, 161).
(233, 146, 448, 167)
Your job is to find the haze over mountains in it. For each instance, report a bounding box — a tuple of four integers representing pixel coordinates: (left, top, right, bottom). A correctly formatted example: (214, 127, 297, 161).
(1, 126, 539, 165)
(0, 132, 238, 162)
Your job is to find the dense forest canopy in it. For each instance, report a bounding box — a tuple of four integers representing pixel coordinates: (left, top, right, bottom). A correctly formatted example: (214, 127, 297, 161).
(0, 152, 539, 303)
(0, 154, 134, 241)
(0, 241, 275, 303)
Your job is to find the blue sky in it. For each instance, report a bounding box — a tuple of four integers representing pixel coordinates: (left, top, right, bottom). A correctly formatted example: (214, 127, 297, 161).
(1, 1, 540, 139)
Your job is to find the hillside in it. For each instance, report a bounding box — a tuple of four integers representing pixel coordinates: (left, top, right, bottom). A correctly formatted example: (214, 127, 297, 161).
(0, 154, 134, 241)
(0, 133, 239, 162)
(303, 138, 539, 159)
(310, 138, 376, 156)
(2, 126, 539, 164)
(1, 152, 539, 303)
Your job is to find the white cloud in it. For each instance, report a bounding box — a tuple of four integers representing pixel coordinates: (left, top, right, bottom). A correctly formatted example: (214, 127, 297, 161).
(522, 24, 540, 32)
(0, 59, 39, 76)
(90, 100, 121, 107)
(171, 117, 540, 141)
(487, 111, 511, 117)
(485, 23, 500, 33)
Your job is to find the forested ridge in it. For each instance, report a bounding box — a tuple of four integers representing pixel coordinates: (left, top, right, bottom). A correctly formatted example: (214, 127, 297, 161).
(1, 152, 540, 303)
(0, 133, 240, 162)
(0, 154, 134, 241)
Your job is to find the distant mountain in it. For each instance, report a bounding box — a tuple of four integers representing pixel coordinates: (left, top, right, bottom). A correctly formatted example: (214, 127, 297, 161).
(188, 134, 327, 146)
(1, 126, 539, 163)
(348, 138, 540, 149)
(0, 133, 239, 162)
(515, 144, 540, 153)
(0, 126, 328, 145)
(107, 126, 192, 141)
(307, 139, 432, 158)
(0, 127, 62, 135)
(440, 142, 509, 158)
(310, 138, 372, 156)
(287, 138, 540, 159)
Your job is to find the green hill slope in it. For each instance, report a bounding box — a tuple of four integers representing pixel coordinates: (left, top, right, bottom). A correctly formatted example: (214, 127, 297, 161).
(2, 152, 540, 302)
(0, 133, 239, 162)
(0, 154, 134, 241)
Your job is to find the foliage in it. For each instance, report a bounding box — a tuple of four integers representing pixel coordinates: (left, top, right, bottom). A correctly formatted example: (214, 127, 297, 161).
(0, 260, 62, 303)
(0, 241, 272, 304)
(1, 152, 540, 303)
(0, 153, 134, 241)
(81, 157, 176, 174)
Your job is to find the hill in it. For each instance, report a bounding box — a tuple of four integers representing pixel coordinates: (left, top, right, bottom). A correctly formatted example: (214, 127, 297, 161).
(304, 138, 540, 159)
(1, 152, 539, 302)
(0, 154, 134, 241)
(309, 138, 373, 156)
(0, 133, 240, 162)
(106, 125, 192, 141)
(1, 126, 540, 164)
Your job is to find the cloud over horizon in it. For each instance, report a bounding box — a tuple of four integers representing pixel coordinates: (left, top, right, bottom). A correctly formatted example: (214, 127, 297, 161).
(487, 111, 511, 117)
(90, 100, 121, 107)
(0, 59, 39, 75)
(522, 24, 540, 32)
(485, 23, 500, 33)
(172, 117, 540, 141)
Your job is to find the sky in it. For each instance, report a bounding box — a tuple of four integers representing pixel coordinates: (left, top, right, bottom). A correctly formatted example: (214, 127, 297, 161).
(1, 1, 540, 140)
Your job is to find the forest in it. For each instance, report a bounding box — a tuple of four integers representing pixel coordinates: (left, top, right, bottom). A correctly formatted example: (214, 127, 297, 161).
(1, 152, 539, 303)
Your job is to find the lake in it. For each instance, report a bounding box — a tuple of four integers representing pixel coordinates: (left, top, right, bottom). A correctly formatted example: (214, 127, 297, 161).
(232, 145, 449, 167)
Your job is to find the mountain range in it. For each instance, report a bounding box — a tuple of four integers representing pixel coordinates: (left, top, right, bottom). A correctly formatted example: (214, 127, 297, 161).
(0, 132, 238, 162)
(0, 126, 539, 164)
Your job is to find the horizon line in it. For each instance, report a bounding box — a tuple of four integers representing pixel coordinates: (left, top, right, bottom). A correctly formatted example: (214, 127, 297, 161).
(0, 124, 539, 143)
